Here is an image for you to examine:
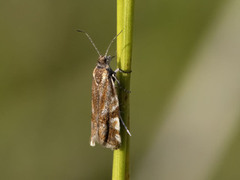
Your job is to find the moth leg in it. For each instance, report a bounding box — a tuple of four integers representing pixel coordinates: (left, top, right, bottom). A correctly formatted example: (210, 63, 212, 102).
(112, 73, 121, 85)
(119, 115, 132, 136)
(111, 73, 131, 94)
(114, 68, 132, 74)
(114, 68, 132, 93)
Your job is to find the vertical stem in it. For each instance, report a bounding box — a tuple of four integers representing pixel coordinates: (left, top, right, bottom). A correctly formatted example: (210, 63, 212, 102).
(112, 0, 134, 180)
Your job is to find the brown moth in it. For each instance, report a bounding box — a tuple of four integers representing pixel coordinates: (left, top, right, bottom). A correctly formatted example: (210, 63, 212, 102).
(77, 30, 131, 150)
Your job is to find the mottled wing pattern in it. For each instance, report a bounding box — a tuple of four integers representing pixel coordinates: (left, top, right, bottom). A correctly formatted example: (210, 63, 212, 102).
(90, 67, 121, 150)
(105, 77, 121, 149)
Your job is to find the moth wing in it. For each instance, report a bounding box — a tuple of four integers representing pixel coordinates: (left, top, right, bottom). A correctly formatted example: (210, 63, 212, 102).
(96, 69, 111, 145)
(105, 77, 121, 150)
(91, 68, 121, 150)
(90, 75, 99, 147)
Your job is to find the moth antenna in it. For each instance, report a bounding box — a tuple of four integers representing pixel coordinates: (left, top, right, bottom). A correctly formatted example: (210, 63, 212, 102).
(77, 30, 101, 57)
(104, 30, 123, 57)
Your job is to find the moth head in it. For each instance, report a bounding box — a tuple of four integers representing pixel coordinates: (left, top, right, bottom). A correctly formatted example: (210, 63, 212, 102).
(98, 55, 113, 65)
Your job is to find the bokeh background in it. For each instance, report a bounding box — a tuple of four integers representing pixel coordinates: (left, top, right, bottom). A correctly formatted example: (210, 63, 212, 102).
(1, 0, 240, 179)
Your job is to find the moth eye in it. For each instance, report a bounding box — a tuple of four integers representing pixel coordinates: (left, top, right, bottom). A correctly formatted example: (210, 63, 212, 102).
(106, 56, 112, 62)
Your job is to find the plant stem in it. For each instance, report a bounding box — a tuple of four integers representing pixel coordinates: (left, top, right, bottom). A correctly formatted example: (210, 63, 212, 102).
(112, 0, 134, 179)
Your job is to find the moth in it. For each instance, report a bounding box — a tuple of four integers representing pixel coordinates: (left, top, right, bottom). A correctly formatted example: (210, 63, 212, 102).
(77, 30, 131, 150)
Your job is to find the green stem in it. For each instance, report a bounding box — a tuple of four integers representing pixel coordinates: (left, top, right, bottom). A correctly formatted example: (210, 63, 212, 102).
(112, 0, 134, 180)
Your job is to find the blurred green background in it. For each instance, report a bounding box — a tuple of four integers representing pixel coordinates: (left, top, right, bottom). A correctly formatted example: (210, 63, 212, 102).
(1, 0, 240, 179)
